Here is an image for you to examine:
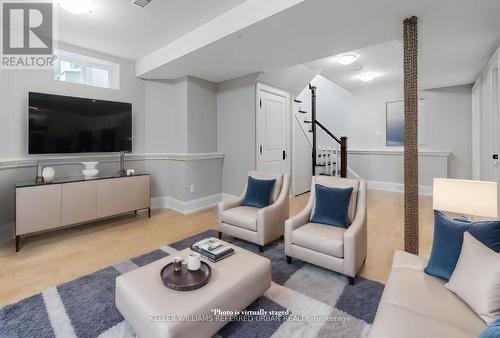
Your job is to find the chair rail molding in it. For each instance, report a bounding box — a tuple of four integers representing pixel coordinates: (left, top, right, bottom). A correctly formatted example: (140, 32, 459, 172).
(0, 152, 225, 170)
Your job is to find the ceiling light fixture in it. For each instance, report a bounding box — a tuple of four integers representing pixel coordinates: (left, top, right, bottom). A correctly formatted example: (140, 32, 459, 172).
(57, 0, 93, 14)
(358, 72, 376, 82)
(335, 53, 358, 65)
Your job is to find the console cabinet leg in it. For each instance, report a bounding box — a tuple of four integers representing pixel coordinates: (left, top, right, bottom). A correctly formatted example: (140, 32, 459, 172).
(348, 277, 355, 285)
(286, 256, 292, 264)
(258, 245, 264, 253)
(218, 232, 223, 239)
(148, 208, 151, 218)
(15, 235, 20, 252)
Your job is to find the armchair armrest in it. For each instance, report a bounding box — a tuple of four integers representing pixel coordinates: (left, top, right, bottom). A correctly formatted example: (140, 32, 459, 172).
(256, 175, 290, 245)
(284, 194, 313, 255)
(343, 181, 367, 278)
(218, 192, 245, 229)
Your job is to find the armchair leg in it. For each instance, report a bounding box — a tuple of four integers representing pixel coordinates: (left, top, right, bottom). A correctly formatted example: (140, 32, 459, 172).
(348, 277, 355, 285)
(258, 245, 264, 253)
(218, 232, 223, 239)
(286, 256, 292, 264)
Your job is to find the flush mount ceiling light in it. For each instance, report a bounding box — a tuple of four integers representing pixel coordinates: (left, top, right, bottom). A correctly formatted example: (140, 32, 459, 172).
(57, 0, 93, 14)
(334, 53, 358, 65)
(358, 72, 376, 82)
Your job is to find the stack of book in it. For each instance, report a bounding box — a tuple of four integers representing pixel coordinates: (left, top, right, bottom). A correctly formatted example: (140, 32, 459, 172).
(191, 238, 235, 262)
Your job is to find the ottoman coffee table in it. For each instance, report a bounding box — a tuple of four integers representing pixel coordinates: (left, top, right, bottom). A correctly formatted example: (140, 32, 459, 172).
(115, 241, 272, 338)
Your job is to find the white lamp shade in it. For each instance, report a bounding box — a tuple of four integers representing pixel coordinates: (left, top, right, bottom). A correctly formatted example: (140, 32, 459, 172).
(433, 178, 498, 218)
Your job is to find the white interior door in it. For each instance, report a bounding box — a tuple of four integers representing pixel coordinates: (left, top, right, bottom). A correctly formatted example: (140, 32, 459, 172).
(256, 83, 290, 174)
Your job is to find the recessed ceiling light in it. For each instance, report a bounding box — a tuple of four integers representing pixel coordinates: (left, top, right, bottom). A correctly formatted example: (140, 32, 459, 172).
(358, 72, 376, 82)
(335, 53, 358, 65)
(57, 0, 93, 14)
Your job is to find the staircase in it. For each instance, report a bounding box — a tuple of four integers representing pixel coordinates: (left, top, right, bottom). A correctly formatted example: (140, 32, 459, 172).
(294, 84, 347, 178)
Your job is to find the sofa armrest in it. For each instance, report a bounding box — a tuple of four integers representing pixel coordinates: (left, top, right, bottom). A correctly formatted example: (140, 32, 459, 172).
(343, 181, 367, 278)
(257, 175, 290, 245)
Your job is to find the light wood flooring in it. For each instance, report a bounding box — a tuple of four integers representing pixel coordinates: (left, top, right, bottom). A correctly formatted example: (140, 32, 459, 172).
(0, 190, 433, 307)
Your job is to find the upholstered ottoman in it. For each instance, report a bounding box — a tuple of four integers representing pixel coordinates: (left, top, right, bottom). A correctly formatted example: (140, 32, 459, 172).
(115, 243, 272, 338)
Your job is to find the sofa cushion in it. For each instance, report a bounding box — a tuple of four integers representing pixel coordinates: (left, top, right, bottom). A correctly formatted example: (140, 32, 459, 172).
(249, 171, 283, 203)
(446, 233, 500, 324)
(424, 211, 500, 280)
(369, 301, 483, 338)
(221, 206, 259, 231)
(291, 222, 345, 258)
(311, 176, 359, 225)
(241, 176, 276, 208)
(479, 317, 500, 338)
(311, 184, 353, 228)
(373, 251, 487, 337)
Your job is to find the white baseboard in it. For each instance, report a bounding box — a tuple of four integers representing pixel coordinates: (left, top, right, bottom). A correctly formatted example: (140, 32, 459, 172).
(151, 193, 223, 215)
(367, 180, 433, 196)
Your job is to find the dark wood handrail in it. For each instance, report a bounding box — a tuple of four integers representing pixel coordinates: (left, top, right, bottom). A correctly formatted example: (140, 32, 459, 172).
(314, 120, 341, 144)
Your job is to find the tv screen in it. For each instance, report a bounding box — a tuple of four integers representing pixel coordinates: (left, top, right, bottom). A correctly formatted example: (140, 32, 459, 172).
(29, 92, 132, 154)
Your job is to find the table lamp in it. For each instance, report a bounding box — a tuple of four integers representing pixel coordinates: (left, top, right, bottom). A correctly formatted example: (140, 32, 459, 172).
(433, 178, 498, 219)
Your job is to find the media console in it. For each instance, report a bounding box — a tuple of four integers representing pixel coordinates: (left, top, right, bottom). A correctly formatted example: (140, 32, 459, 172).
(15, 173, 151, 252)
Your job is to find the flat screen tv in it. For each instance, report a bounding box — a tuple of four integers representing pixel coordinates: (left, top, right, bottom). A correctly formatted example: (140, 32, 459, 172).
(29, 92, 132, 154)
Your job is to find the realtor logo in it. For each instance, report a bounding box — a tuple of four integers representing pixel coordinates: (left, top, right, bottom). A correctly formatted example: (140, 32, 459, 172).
(1, 1, 56, 69)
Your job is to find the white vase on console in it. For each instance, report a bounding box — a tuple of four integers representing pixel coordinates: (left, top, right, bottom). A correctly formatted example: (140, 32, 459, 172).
(81, 162, 99, 178)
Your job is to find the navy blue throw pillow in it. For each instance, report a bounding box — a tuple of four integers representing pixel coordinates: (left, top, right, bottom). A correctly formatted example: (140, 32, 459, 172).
(311, 184, 353, 228)
(241, 176, 276, 209)
(424, 211, 500, 280)
(479, 317, 500, 338)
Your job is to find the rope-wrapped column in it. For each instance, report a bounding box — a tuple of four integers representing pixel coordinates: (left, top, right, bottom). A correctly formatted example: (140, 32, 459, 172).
(403, 16, 419, 255)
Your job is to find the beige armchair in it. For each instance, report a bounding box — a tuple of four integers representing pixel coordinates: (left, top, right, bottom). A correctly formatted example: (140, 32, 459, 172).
(285, 176, 367, 284)
(218, 171, 290, 252)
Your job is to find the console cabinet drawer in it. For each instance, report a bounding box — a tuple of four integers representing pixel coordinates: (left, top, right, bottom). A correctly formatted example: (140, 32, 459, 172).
(16, 185, 62, 235)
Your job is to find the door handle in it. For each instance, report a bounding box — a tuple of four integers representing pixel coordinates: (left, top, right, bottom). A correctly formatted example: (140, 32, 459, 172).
(283, 150, 287, 160)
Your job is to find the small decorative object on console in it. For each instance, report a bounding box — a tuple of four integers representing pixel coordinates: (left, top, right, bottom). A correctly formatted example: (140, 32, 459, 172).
(191, 238, 235, 262)
(42, 166, 55, 182)
(35, 162, 44, 183)
(126, 169, 135, 176)
(81, 162, 99, 178)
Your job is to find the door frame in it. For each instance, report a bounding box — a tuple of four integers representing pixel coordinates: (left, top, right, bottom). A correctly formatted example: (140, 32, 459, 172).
(255, 82, 292, 176)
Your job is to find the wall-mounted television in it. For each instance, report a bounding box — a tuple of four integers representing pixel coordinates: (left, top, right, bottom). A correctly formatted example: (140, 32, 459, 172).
(29, 92, 132, 154)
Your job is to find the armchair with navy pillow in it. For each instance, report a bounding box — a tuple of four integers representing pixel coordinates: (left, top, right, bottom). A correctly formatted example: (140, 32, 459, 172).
(284, 176, 367, 285)
(218, 171, 290, 252)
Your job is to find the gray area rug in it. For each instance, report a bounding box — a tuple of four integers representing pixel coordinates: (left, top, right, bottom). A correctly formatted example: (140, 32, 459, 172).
(0, 230, 384, 338)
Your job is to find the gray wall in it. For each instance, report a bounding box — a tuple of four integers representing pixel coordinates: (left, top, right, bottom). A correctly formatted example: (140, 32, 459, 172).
(0, 42, 146, 157)
(187, 77, 218, 153)
(311, 75, 473, 180)
(217, 73, 259, 196)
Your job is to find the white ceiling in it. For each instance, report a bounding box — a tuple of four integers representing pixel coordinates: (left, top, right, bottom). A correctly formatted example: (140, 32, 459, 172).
(136, 0, 500, 89)
(306, 40, 404, 90)
(56, 0, 245, 60)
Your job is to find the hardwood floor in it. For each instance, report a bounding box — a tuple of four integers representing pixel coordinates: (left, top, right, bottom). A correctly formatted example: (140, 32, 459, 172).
(0, 190, 433, 307)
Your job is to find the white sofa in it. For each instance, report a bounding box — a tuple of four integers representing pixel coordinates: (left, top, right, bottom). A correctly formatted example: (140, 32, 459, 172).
(284, 176, 367, 284)
(218, 171, 290, 251)
(369, 250, 487, 338)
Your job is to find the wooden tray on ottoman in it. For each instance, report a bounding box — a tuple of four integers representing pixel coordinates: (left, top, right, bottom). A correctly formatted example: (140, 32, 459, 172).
(160, 261, 211, 291)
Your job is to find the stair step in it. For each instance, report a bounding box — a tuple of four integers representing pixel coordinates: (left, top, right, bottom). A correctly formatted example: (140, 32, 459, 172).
(304, 120, 312, 124)
(294, 99, 303, 103)
(298, 110, 307, 114)
(315, 164, 326, 167)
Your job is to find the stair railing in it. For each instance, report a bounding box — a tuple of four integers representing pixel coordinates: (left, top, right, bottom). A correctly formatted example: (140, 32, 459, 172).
(309, 84, 348, 178)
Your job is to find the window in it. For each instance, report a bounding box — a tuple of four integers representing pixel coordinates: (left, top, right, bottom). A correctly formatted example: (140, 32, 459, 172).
(54, 50, 120, 90)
